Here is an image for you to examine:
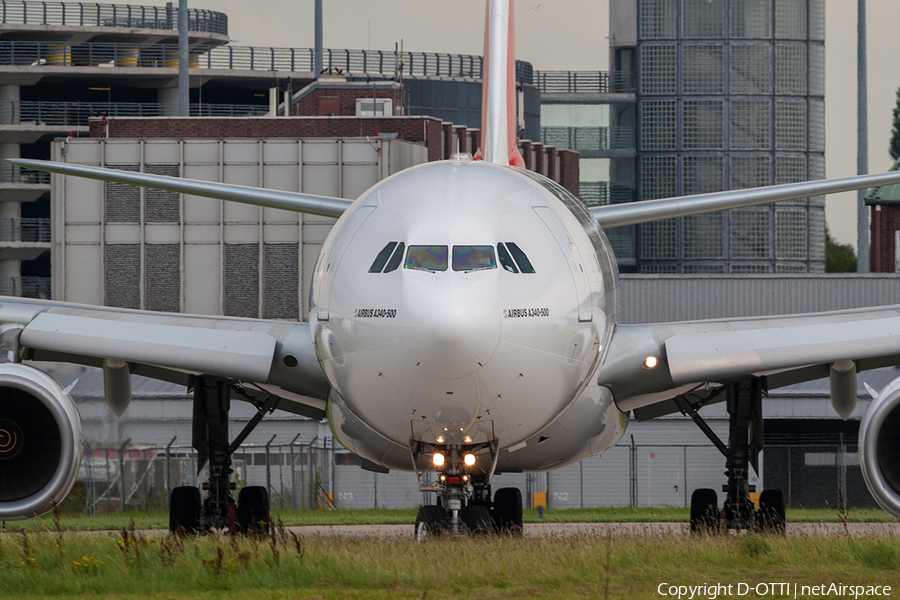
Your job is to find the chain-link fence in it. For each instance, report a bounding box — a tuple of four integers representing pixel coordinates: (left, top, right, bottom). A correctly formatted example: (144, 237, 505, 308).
(76, 437, 335, 515)
(69, 439, 878, 514)
(546, 441, 877, 510)
(764, 441, 872, 510)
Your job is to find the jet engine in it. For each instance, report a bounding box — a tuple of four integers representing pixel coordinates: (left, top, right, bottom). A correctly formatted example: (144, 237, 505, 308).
(859, 374, 900, 518)
(0, 363, 82, 520)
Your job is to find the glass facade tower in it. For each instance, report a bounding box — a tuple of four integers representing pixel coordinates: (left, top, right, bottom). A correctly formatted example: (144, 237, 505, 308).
(632, 0, 825, 273)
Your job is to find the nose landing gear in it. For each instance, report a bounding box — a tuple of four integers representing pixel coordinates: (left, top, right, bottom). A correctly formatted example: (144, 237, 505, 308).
(411, 429, 523, 538)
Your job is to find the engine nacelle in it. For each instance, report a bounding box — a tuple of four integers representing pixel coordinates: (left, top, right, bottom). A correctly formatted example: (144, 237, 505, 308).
(0, 363, 82, 520)
(859, 374, 900, 518)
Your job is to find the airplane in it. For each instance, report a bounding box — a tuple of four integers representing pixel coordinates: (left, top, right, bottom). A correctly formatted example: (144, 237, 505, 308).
(3, 0, 900, 537)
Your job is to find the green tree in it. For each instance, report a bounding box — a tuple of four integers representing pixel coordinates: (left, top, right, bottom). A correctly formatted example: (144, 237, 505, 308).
(891, 87, 900, 161)
(825, 226, 857, 273)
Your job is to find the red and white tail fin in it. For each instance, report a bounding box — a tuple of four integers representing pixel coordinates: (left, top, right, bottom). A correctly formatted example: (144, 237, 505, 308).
(474, 0, 525, 167)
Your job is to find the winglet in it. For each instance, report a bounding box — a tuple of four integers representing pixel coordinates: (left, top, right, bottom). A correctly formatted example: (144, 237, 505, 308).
(474, 0, 525, 167)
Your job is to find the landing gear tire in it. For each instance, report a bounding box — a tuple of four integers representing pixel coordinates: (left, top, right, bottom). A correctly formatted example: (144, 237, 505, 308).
(237, 486, 270, 535)
(169, 486, 201, 534)
(757, 489, 786, 535)
(689, 488, 720, 534)
(460, 504, 493, 536)
(415, 505, 449, 541)
(492, 487, 523, 535)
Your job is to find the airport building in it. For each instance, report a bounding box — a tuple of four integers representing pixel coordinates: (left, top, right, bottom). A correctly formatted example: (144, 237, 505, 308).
(602, 0, 826, 273)
(538, 73, 638, 269)
(866, 158, 900, 273)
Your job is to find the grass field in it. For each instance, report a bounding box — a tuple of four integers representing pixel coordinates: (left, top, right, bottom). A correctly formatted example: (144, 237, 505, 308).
(1, 519, 899, 599)
(1, 506, 895, 532)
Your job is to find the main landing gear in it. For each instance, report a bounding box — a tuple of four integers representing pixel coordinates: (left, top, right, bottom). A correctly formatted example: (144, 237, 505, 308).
(677, 377, 786, 534)
(168, 376, 278, 535)
(412, 435, 522, 539)
(414, 478, 524, 540)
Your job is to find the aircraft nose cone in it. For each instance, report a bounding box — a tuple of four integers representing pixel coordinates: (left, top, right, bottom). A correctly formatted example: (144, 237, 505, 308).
(399, 278, 501, 379)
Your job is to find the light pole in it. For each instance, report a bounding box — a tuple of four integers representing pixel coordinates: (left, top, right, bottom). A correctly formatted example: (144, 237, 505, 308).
(857, 0, 869, 272)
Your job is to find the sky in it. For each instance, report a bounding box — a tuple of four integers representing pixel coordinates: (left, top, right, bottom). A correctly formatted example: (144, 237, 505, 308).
(212, 0, 900, 248)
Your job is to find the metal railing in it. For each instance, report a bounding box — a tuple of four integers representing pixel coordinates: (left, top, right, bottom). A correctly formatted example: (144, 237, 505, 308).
(0, 275, 50, 298)
(0, 163, 50, 184)
(0, 1, 227, 35)
(0, 40, 485, 78)
(0, 100, 269, 126)
(541, 126, 635, 152)
(0, 217, 51, 242)
(0, 40, 542, 83)
(534, 70, 635, 94)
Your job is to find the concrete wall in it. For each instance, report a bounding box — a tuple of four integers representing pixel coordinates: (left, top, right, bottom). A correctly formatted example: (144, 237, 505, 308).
(616, 273, 900, 324)
(609, 0, 638, 48)
(52, 137, 428, 319)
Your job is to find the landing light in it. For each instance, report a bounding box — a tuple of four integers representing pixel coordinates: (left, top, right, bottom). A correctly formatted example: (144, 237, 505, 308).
(436, 435, 445, 443)
(463, 436, 472, 443)
(433, 453, 445, 467)
(464, 453, 476, 467)
(643, 356, 659, 369)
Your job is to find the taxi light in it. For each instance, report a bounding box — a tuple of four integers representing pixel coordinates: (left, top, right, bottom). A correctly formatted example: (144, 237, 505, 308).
(440, 474, 447, 481)
(433, 453, 445, 467)
(436, 435, 445, 443)
(464, 436, 473, 443)
(464, 453, 476, 467)
(643, 356, 659, 369)
(463, 475, 468, 482)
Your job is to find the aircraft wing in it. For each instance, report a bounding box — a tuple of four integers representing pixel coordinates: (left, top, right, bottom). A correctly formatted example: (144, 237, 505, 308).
(10, 159, 352, 218)
(590, 171, 900, 228)
(0, 297, 330, 419)
(601, 305, 900, 420)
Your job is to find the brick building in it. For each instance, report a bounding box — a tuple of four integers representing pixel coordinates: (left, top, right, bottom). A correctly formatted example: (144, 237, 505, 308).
(866, 158, 900, 273)
(88, 115, 579, 197)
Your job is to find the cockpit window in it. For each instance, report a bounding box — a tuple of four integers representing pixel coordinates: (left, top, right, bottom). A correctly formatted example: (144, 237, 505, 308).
(405, 245, 448, 271)
(505, 242, 535, 273)
(452, 246, 496, 271)
(369, 242, 398, 273)
(383, 242, 405, 273)
(497, 243, 519, 273)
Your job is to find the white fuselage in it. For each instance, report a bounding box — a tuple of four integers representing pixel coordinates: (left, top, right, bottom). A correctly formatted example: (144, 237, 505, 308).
(310, 159, 626, 473)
